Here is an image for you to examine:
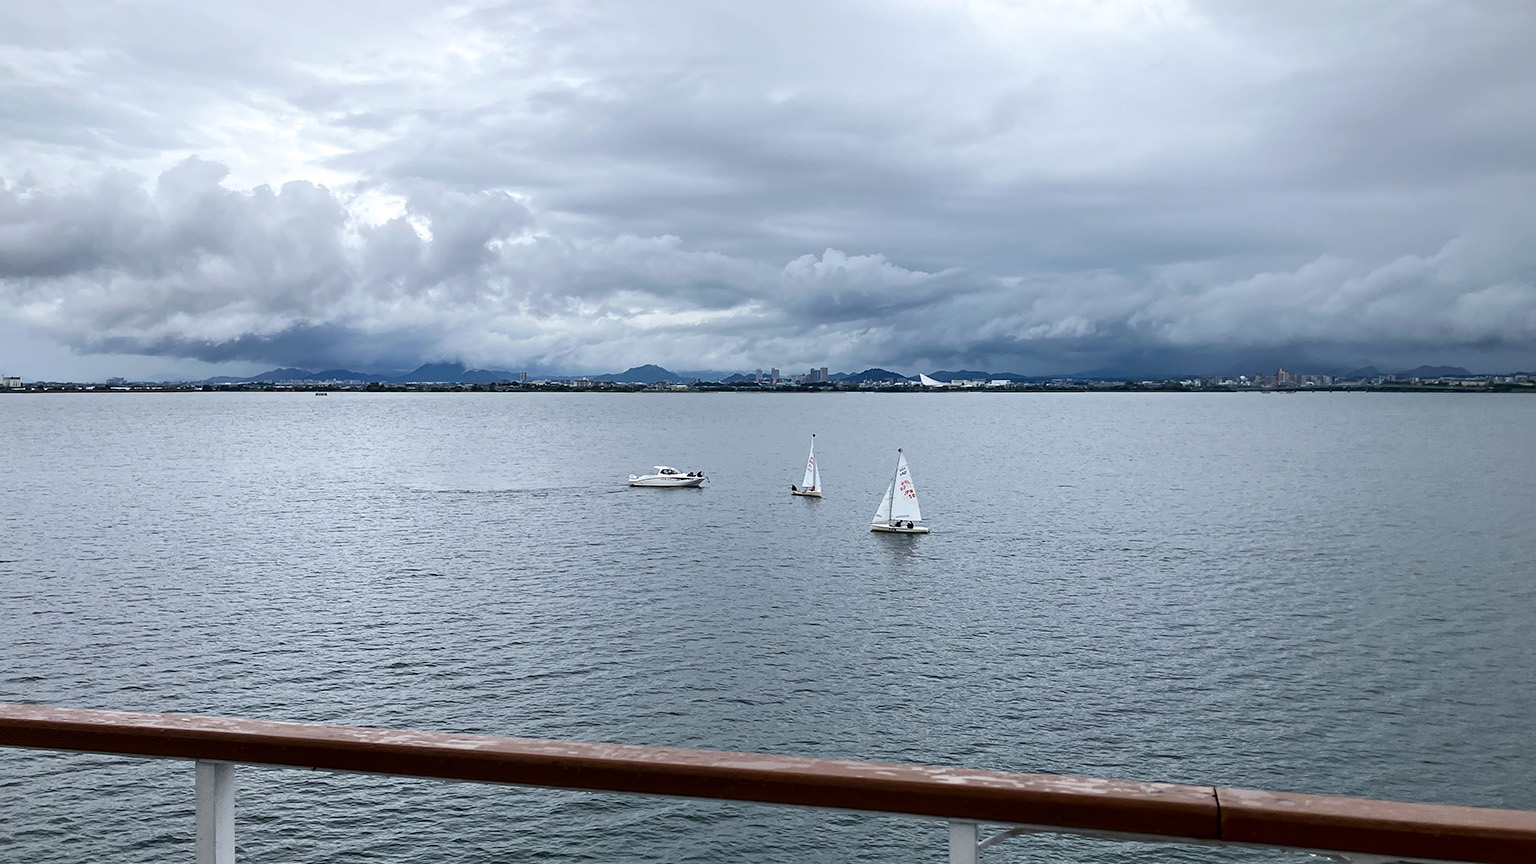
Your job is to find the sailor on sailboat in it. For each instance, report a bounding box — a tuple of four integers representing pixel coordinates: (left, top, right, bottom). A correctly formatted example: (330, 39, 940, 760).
(790, 434, 822, 497)
(871, 448, 929, 533)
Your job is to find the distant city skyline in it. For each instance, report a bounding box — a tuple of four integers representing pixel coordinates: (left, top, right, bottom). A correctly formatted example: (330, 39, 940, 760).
(3, 2, 1535, 381)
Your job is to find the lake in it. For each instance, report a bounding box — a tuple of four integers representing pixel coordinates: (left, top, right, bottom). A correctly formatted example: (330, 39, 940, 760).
(2, 391, 1534, 863)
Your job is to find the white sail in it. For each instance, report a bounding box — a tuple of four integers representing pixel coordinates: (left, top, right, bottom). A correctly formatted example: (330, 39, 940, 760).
(872, 481, 895, 523)
(801, 435, 818, 490)
(889, 452, 922, 522)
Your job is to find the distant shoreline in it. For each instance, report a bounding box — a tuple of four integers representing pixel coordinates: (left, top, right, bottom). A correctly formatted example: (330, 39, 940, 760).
(5, 382, 1533, 394)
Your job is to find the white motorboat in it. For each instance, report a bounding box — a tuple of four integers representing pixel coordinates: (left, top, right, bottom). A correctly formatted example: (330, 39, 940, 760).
(628, 466, 705, 487)
(790, 434, 822, 497)
(870, 448, 930, 533)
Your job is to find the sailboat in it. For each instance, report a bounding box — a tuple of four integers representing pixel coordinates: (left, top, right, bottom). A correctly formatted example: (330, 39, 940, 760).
(870, 448, 929, 533)
(790, 434, 822, 497)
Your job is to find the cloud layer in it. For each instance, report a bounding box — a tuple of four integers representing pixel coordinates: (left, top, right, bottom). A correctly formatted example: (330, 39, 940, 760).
(3, 0, 1535, 377)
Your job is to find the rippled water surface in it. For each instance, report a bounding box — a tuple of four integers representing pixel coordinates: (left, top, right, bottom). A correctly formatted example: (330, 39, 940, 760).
(2, 392, 1534, 863)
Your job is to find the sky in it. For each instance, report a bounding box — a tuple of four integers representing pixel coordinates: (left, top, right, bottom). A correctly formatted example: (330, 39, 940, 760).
(2, 0, 1535, 381)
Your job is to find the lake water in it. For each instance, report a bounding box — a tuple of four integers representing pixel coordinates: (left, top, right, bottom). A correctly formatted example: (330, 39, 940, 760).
(2, 391, 1534, 863)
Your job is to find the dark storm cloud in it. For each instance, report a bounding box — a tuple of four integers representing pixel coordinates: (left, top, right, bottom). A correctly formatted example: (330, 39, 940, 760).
(88, 322, 439, 372)
(2, 0, 1535, 377)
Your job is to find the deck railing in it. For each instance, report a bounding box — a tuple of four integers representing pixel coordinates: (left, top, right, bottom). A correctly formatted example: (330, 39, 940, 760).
(2, 704, 1533, 864)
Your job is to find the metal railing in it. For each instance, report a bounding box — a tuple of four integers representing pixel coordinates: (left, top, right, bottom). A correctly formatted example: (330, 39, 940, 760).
(2, 704, 1533, 864)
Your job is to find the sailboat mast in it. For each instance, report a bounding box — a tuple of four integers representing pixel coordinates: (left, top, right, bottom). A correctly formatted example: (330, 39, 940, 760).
(889, 448, 902, 524)
(810, 433, 818, 488)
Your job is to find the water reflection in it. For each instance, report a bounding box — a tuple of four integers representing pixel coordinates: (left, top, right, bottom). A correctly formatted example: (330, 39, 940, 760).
(1, 392, 1534, 863)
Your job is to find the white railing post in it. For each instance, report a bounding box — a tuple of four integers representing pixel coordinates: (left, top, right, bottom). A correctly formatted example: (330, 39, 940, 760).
(195, 761, 235, 864)
(949, 821, 978, 864)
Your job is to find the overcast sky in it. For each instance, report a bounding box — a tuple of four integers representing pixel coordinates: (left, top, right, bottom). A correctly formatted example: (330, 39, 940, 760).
(3, 0, 1534, 379)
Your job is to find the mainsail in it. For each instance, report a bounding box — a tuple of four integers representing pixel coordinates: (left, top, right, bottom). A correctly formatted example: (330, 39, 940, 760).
(889, 452, 922, 522)
(802, 435, 819, 490)
(872, 450, 923, 525)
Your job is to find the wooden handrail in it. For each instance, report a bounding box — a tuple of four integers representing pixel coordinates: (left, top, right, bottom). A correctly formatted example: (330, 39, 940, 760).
(1, 704, 1533, 863)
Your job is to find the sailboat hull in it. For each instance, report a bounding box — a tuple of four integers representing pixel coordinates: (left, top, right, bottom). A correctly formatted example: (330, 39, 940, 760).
(791, 489, 822, 498)
(871, 523, 929, 533)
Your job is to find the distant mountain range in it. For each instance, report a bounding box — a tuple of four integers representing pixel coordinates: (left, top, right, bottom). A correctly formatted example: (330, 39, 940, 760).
(205, 362, 1495, 386)
(928, 370, 1037, 382)
(207, 362, 526, 384)
(590, 364, 683, 383)
(209, 363, 927, 385)
(207, 362, 705, 384)
(205, 366, 394, 384)
(833, 368, 911, 383)
(1341, 365, 1473, 379)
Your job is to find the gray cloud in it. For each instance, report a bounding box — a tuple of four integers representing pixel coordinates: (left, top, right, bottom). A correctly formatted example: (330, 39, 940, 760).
(2, 0, 1535, 378)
